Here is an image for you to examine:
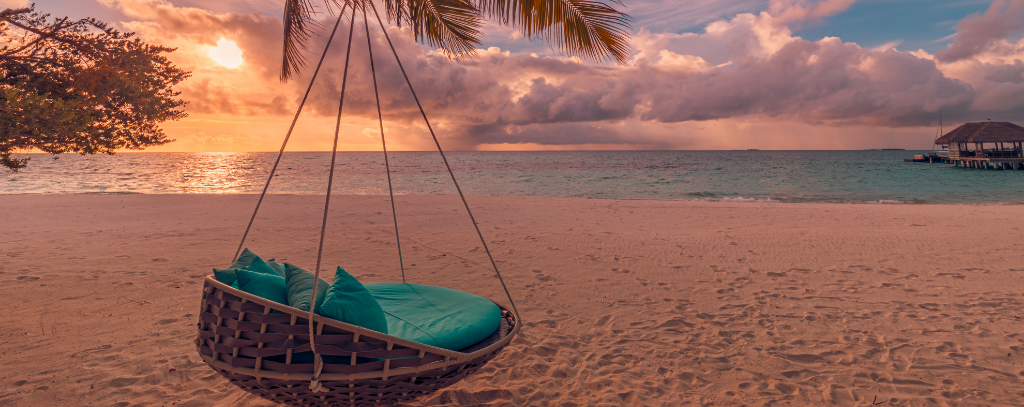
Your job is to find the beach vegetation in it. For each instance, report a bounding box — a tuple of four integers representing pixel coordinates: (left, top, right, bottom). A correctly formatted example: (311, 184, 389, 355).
(0, 6, 190, 171)
(279, 0, 632, 80)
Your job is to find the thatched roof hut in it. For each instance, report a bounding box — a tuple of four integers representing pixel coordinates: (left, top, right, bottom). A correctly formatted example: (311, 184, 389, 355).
(935, 122, 1024, 144)
(937, 121, 1024, 167)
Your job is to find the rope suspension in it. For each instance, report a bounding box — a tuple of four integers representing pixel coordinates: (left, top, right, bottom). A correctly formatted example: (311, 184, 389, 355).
(363, 3, 406, 282)
(233, 2, 350, 263)
(367, 1, 520, 318)
(308, 8, 358, 393)
(229, 1, 522, 392)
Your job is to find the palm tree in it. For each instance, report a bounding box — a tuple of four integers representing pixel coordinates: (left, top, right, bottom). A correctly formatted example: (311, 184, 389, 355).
(279, 0, 631, 80)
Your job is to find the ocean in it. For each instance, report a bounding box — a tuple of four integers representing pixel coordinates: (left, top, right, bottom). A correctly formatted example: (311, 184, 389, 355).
(3, 150, 1023, 204)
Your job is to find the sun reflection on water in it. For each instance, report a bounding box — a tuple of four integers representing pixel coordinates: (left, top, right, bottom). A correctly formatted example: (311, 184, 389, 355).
(174, 152, 260, 194)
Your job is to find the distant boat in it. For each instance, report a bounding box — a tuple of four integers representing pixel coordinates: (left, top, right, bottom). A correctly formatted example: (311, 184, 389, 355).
(905, 112, 950, 163)
(931, 111, 949, 156)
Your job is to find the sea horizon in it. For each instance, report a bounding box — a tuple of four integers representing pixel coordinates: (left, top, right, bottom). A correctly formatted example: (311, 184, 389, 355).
(5, 150, 1022, 204)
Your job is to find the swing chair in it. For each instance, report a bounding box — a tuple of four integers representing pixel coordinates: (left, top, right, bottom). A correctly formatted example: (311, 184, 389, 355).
(195, 3, 521, 405)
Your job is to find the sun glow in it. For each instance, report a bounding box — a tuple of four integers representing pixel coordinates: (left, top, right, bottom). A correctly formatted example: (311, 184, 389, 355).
(209, 39, 243, 68)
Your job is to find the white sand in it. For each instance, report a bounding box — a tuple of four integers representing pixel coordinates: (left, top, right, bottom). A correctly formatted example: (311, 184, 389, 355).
(2, 194, 1024, 406)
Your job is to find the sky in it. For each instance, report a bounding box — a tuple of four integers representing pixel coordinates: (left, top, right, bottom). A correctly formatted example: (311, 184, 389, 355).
(14, 0, 1024, 151)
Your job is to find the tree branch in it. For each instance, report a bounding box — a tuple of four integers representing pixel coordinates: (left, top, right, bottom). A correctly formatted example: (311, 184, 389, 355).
(5, 18, 90, 54)
(0, 105, 23, 116)
(0, 7, 32, 22)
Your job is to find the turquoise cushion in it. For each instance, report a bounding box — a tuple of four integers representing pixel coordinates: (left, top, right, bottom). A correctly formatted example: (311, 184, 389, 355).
(214, 250, 282, 286)
(364, 283, 501, 351)
(267, 259, 286, 277)
(235, 269, 289, 305)
(213, 268, 240, 287)
(246, 256, 281, 277)
(317, 268, 389, 334)
(284, 263, 329, 312)
(229, 248, 260, 270)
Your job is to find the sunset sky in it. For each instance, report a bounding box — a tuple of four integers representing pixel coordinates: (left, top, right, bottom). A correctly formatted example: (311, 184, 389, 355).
(21, 0, 1024, 151)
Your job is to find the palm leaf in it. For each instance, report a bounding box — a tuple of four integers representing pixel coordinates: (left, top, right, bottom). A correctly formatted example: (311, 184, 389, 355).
(476, 0, 631, 64)
(279, 0, 628, 80)
(281, 0, 318, 81)
(384, 0, 482, 59)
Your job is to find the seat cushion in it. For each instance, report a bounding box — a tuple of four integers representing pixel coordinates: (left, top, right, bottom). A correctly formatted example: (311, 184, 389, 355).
(317, 268, 389, 334)
(364, 283, 501, 351)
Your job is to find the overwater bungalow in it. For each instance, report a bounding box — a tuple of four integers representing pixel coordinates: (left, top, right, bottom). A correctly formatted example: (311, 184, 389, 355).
(935, 122, 1024, 170)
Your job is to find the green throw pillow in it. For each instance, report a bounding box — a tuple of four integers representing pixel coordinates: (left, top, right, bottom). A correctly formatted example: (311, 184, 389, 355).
(318, 267, 388, 334)
(229, 248, 260, 270)
(213, 250, 282, 286)
(247, 256, 281, 277)
(267, 259, 286, 277)
(284, 263, 329, 312)
(214, 248, 259, 286)
(235, 269, 289, 305)
(213, 268, 240, 286)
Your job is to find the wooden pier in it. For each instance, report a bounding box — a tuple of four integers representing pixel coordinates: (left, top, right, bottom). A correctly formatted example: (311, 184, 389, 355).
(949, 157, 1024, 170)
(929, 122, 1024, 170)
(904, 154, 948, 163)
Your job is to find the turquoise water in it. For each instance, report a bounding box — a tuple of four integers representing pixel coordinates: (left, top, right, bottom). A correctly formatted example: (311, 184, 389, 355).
(3, 151, 1023, 204)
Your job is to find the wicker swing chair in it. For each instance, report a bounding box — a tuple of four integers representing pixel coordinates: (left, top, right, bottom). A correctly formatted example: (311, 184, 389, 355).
(195, 4, 521, 406)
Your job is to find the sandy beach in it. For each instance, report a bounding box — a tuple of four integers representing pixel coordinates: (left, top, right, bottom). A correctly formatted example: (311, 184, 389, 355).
(2, 194, 1024, 406)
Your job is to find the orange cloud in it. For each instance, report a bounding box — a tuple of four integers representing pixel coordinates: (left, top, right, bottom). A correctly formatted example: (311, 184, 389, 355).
(98, 0, 1024, 152)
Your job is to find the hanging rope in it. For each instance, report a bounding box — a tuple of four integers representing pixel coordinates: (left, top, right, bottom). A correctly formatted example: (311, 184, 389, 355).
(308, 8, 358, 393)
(367, 1, 519, 319)
(363, 3, 406, 282)
(229, 4, 521, 394)
(232, 2, 350, 263)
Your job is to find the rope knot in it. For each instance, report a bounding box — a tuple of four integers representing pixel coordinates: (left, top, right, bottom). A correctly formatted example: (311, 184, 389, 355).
(309, 355, 327, 392)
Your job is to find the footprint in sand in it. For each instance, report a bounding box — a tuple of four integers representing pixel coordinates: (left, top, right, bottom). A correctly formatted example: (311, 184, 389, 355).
(107, 377, 141, 388)
(728, 276, 752, 288)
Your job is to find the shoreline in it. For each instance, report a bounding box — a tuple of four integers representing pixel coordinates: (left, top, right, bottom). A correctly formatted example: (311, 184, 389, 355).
(3, 194, 1024, 405)
(3, 192, 1024, 206)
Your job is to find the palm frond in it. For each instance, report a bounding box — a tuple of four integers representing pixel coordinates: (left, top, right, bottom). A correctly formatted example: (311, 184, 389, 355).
(384, 0, 406, 28)
(281, 0, 319, 81)
(280, 0, 628, 79)
(396, 0, 483, 58)
(476, 0, 631, 64)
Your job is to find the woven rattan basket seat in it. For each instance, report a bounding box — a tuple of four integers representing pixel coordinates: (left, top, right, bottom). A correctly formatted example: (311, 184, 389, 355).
(196, 277, 520, 406)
